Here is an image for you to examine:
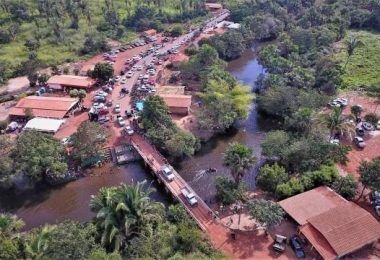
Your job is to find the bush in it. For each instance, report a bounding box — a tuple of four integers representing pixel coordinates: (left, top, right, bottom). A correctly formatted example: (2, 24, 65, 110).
(0, 120, 7, 130)
(215, 176, 246, 205)
(185, 47, 198, 56)
(170, 25, 184, 37)
(364, 113, 379, 126)
(306, 164, 338, 186)
(331, 175, 358, 200)
(257, 163, 288, 193)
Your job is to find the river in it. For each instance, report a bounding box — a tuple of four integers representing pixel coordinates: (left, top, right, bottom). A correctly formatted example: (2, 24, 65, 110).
(0, 46, 266, 230)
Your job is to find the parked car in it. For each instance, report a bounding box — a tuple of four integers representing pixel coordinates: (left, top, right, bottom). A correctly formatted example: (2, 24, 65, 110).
(114, 104, 121, 113)
(120, 78, 127, 84)
(98, 116, 110, 124)
(330, 139, 339, 145)
(114, 76, 121, 82)
(126, 72, 133, 78)
(356, 127, 365, 137)
(106, 100, 113, 107)
(289, 235, 305, 259)
(125, 125, 134, 135)
(272, 234, 287, 252)
(181, 187, 198, 206)
(117, 116, 126, 127)
(93, 96, 106, 103)
(353, 136, 366, 149)
(160, 165, 175, 181)
(362, 122, 374, 131)
(98, 108, 109, 115)
(61, 136, 73, 146)
(370, 191, 380, 206)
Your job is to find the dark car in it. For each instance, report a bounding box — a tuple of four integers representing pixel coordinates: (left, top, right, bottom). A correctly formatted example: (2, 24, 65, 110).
(289, 235, 305, 259)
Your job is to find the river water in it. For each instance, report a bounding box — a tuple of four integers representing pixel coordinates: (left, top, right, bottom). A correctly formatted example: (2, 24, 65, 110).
(0, 46, 265, 230)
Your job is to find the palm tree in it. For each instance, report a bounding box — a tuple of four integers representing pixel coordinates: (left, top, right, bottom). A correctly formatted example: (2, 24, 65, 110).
(223, 142, 257, 185)
(344, 37, 364, 70)
(318, 107, 354, 140)
(90, 181, 164, 252)
(25, 225, 55, 260)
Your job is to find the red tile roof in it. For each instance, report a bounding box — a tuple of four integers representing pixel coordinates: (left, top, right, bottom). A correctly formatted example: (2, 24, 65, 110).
(160, 94, 192, 108)
(143, 29, 157, 36)
(300, 224, 337, 259)
(308, 203, 380, 257)
(9, 96, 78, 119)
(47, 75, 94, 89)
(205, 3, 223, 9)
(279, 186, 348, 225)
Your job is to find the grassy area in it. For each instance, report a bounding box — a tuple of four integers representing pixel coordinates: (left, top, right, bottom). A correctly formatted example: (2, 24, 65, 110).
(0, 0, 208, 83)
(335, 30, 380, 89)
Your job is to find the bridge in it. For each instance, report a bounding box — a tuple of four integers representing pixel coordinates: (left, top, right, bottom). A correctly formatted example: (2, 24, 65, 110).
(130, 134, 215, 231)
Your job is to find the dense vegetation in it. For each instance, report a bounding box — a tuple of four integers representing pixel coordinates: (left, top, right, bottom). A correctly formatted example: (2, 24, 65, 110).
(0, 181, 222, 259)
(0, 0, 208, 84)
(141, 95, 200, 158)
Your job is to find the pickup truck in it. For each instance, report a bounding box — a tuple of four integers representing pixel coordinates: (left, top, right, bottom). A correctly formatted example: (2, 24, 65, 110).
(181, 187, 198, 206)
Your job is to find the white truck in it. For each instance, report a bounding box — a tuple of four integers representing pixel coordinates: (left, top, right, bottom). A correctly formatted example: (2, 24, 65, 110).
(181, 187, 198, 206)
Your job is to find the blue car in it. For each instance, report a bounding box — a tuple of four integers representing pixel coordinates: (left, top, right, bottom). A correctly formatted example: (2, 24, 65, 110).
(290, 235, 305, 258)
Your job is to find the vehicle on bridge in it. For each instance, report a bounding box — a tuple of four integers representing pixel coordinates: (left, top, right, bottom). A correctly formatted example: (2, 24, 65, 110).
(181, 187, 198, 206)
(160, 165, 175, 181)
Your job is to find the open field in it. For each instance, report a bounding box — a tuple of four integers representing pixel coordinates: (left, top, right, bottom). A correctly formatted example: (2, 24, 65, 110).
(335, 30, 380, 89)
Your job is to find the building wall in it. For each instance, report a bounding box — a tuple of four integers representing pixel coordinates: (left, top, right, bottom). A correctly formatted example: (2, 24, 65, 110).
(169, 106, 189, 115)
(48, 83, 62, 90)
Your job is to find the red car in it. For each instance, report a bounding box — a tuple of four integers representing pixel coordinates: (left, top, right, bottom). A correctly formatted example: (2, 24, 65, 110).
(98, 108, 109, 115)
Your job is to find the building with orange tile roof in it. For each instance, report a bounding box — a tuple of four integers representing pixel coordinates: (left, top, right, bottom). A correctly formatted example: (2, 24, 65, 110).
(159, 94, 192, 115)
(9, 96, 79, 119)
(205, 3, 223, 11)
(279, 186, 380, 259)
(47, 75, 95, 91)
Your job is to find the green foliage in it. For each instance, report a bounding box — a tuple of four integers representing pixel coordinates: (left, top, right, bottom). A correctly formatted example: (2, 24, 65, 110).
(141, 95, 198, 158)
(214, 176, 246, 205)
(257, 163, 289, 193)
(69, 89, 79, 98)
(332, 175, 358, 200)
(88, 249, 122, 260)
(71, 121, 110, 164)
(276, 178, 305, 199)
(358, 157, 380, 198)
(90, 181, 165, 251)
(202, 30, 246, 60)
(364, 112, 379, 125)
(350, 104, 363, 119)
(223, 142, 256, 185)
(91, 63, 114, 82)
(261, 131, 291, 160)
(11, 132, 68, 183)
(247, 199, 284, 231)
(0, 214, 24, 260)
(170, 25, 184, 37)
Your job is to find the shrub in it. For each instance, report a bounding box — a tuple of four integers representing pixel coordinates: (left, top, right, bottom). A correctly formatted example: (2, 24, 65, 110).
(215, 176, 246, 205)
(276, 178, 305, 199)
(331, 175, 358, 200)
(0, 120, 7, 130)
(257, 163, 288, 192)
(364, 112, 379, 125)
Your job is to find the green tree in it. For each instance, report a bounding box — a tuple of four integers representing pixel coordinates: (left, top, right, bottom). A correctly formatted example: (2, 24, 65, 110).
(344, 37, 364, 70)
(257, 163, 289, 193)
(364, 113, 379, 126)
(170, 25, 184, 37)
(332, 175, 358, 200)
(12, 132, 68, 183)
(71, 121, 110, 164)
(350, 105, 363, 121)
(69, 89, 79, 98)
(25, 225, 54, 260)
(215, 176, 246, 205)
(0, 214, 24, 260)
(223, 142, 256, 185)
(90, 181, 164, 251)
(88, 249, 122, 260)
(247, 199, 284, 234)
(358, 157, 380, 199)
(42, 221, 98, 260)
(318, 107, 354, 140)
(261, 131, 290, 160)
(165, 131, 199, 158)
(91, 63, 114, 82)
(77, 89, 86, 102)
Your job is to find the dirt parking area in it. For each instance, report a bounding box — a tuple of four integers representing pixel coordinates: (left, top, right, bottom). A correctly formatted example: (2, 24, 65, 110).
(336, 92, 380, 178)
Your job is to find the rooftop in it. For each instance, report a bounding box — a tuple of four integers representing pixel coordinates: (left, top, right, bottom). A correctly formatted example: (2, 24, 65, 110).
(24, 118, 65, 133)
(143, 29, 157, 35)
(205, 3, 223, 9)
(47, 75, 95, 88)
(278, 186, 348, 225)
(9, 96, 78, 119)
(159, 94, 192, 108)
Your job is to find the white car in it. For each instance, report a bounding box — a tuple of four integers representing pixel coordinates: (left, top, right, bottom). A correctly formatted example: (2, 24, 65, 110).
(138, 74, 144, 80)
(96, 90, 108, 97)
(118, 117, 126, 127)
(93, 102, 105, 109)
(377, 120, 380, 130)
(131, 65, 137, 71)
(181, 187, 198, 206)
(125, 125, 134, 135)
(114, 104, 121, 113)
(161, 165, 175, 181)
(114, 76, 121, 82)
(136, 65, 143, 71)
(126, 72, 133, 78)
(120, 78, 127, 84)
